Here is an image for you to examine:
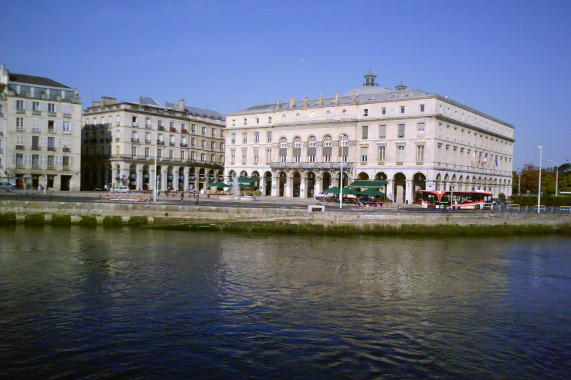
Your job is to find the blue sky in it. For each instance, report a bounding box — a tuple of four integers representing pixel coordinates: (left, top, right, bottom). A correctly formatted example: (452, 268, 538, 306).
(1, 0, 569, 169)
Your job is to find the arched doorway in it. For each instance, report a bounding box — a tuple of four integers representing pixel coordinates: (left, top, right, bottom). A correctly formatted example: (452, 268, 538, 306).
(307, 172, 316, 197)
(322, 171, 331, 190)
(412, 173, 426, 200)
(279, 171, 287, 197)
(264, 171, 272, 196)
(188, 168, 196, 190)
(142, 165, 150, 190)
(167, 166, 174, 190)
(393, 173, 406, 203)
(293, 171, 301, 197)
(357, 172, 369, 180)
(198, 168, 206, 190)
(178, 167, 185, 190)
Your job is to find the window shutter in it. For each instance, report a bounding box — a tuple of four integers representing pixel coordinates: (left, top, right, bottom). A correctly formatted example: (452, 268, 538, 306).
(55, 137, 60, 147)
(28, 135, 33, 146)
(41, 155, 47, 165)
(40, 136, 47, 147)
(26, 153, 32, 164)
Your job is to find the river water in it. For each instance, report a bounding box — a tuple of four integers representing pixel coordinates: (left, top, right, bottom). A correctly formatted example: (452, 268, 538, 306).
(0, 227, 569, 379)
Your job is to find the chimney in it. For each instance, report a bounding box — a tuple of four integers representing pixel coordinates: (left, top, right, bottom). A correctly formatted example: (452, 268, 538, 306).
(178, 99, 186, 110)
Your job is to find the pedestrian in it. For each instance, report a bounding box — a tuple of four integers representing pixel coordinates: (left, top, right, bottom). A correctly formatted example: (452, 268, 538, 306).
(195, 193, 199, 205)
(180, 192, 184, 203)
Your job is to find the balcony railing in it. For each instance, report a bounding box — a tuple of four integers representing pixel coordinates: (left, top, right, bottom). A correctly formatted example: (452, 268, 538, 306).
(157, 140, 164, 145)
(131, 138, 140, 143)
(15, 145, 24, 150)
(63, 147, 71, 153)
(31, 145, 41, 151)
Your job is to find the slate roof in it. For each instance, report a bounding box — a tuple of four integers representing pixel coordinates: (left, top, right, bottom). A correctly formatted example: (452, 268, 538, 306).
(141, 96, 225, 121)
(9, 72, 71, 89)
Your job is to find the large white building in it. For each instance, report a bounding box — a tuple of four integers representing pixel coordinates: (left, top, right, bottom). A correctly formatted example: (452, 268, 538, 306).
(82, 97, 225, 192)
(224, 71, 514, 203)
(0, 65, 82, 190)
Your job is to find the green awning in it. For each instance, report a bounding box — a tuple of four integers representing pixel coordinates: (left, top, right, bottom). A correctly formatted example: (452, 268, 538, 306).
(347, 180, 388, 188)
(208, 181, 231, 188)
(323, 187, 359, 195)
(359, 188, 386, 196)
(238, 177, 259, 184)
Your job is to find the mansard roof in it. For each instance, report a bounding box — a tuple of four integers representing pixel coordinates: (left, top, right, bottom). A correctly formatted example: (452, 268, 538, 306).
(9, 72, 71, 89)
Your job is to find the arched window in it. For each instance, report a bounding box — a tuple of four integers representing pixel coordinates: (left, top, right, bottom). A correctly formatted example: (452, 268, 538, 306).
(322, 135, 332, 162)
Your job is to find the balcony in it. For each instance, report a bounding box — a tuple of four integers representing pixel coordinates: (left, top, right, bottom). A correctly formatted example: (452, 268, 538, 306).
(169, 142, 175, 146)
(32, 163, 41, 169)
(170, 127, 177, 132)
(180, 143, 188, 147)
(62, 165, 71, 171)
(48, 128, 56, 134)
(48, 147, 56, 152)
(31, 145, 41, 151)
(131, 138, 140, 143)
(157, 140, 164, 145)
(47, 111, 56, 117)
(15, 145, 25, 150)
(181, 129, 188, 134)
(16, 163, 24, 169)
(158, 125, 165, 131)
(270, 161, 355, 171)
(63, 147, 71, 153)
(132, 122, 139, 127)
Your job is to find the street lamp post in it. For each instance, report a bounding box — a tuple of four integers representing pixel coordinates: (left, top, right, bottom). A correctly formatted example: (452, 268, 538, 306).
(517, 168, 521, 196)
(537, 146, 542, 213)
(547, 160, 559, 197)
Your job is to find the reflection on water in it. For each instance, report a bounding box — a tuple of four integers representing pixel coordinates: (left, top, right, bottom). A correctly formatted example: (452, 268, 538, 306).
(0, 227, 569, 378)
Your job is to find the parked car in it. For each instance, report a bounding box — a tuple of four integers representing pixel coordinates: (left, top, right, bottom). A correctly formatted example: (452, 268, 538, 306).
(490, 198, 506, 205)
(358, 197, 380, 207)
(0, 182, 15, 191)
(110, 186, 130, 193)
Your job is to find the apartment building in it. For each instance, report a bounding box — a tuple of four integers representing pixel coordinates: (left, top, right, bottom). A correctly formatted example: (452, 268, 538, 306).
(224, 71, 515, 202)
(81, 97, 225, 192)
(0, 65, 82, 190)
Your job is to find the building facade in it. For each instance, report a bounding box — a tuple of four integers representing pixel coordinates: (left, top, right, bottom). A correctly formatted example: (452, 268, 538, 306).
(81, 97, 225, 192)
(224, 71, 515, 203)
(0, 65, 82, 190)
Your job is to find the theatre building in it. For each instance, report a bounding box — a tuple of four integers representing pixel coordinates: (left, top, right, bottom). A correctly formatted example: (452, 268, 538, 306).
(82, 97, 225, 192)
(224, 71, 514, 203)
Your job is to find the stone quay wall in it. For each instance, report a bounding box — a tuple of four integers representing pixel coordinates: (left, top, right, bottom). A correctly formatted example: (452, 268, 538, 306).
(0, 200, 569, 230)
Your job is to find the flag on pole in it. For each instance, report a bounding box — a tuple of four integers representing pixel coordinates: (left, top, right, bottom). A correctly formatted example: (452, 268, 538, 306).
(483, 153, 488, 165)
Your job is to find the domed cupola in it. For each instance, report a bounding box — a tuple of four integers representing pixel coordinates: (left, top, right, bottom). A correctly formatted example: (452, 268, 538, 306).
(363, 70, 378, 87)
(396, 81, 407, 91)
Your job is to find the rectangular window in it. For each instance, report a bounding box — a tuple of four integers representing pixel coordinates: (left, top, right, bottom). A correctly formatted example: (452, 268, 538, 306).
(243, 118, 248, 126)
(181, 150, 185, 161)
(16, 100, 24, 110)
(254, 131, 260, 143)
(396, 145, 405, 163)
(191, 124, 196, 133)
(211, 141, 216, 151)
(378, 146, 386, 163)
(202, 126, 206, 136)
(48, 103, 55, 113)
(211, 128, 216, 137)
(268, 117, 272, 124)
(157, 149, 162, 159)
(242, 132, 247, 144)
(379, 125, 386, 139)
(242, 149, 247, 164)
(16, 117, 24, 130)
(145, 147, 150, 159)
(400, 106, 405, 114)
(362, 125, 368, 139)
(416, 145, 425, 163)
(266, 131, 272, 143)
(381, 107, 386, 115)
(231, 133, 236, 144)
(363, 108, 368, 116)
(361, 146, 368, 162)
(32, 102, 40, 111)
(417, 123, 425, 137)
(132, 146, 137, 157)
(266, 149, 271, 163)
(398, 124, 405, 138)
(420, 104, 425, 112)
(230, 149, 235, 164)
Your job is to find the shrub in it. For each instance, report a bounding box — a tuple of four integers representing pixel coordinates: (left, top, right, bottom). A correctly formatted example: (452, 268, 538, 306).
(513, 195, 571, 207)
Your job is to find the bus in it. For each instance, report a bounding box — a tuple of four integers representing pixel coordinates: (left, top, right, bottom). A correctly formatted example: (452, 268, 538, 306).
(414, 190, 492, 209)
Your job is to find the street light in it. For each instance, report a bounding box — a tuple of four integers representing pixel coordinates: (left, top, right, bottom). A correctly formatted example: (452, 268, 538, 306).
(537, 146, 542, 213)
(547, 159, 559, 197)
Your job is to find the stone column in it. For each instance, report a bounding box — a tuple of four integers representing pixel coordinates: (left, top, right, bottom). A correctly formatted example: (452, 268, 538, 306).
(137, 165, 144, 191)
(271, 175, 279, 197)
(284, 173, 293, 198)
(405, 180, 413, 205)
(300, 173, 308, 198)
(314, 173, 323, 195)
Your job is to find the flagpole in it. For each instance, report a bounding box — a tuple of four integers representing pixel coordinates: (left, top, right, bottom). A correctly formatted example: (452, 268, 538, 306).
(339, 162, 343, 209)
